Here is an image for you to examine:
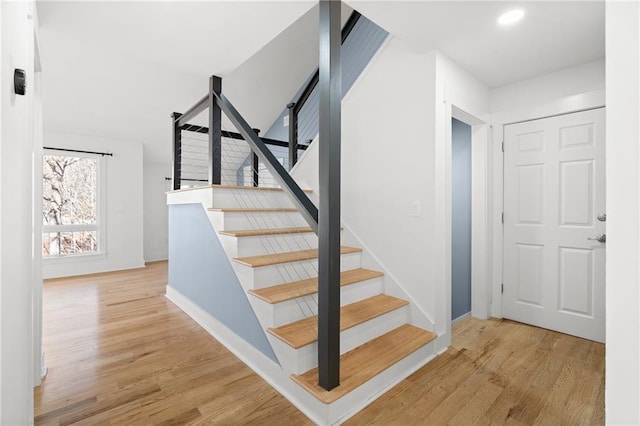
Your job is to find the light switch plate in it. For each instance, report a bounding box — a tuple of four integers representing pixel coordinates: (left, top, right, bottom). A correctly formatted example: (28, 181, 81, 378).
(410, 201, 422, 217)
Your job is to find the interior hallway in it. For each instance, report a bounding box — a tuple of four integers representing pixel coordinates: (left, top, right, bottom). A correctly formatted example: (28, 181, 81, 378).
(35, 262, 604, 425)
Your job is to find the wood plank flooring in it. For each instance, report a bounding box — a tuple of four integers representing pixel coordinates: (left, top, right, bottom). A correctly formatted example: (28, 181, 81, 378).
(34, 262, 310, 425)
(346, 316, 605, 425)
(35, 262, 604, 425)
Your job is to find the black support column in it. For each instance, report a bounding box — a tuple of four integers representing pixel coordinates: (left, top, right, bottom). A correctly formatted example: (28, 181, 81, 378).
(209, 75, 222, 185)
(171, 112, 182, 191)
(317, 0, 341, 391)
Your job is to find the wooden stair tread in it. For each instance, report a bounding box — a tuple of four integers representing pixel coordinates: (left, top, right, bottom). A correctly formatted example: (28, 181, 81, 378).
(291, 324, 436, 404)
(220, 227, 314, 237)
(208, 208, 299, 213)
(220, 226, 342, 238)
(249, 268, 384, 304)
(233, 246, 361, 267)
(267, 294, 408, 349)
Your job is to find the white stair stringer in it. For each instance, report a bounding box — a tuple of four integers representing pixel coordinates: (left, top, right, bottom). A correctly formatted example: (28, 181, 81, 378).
(166, 185, 444, 425)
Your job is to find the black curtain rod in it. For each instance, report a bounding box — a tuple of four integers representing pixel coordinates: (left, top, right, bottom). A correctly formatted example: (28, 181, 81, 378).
(165, 177, 208, 182)
(44, 147, 113, 157)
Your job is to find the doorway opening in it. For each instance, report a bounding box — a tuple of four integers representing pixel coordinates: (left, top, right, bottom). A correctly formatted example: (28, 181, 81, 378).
(451, 118, 472, 323)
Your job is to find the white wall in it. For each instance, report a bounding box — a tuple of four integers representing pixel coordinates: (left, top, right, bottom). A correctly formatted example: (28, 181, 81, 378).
(490, 59, 605, 114)
(433, 52, 490, 342)
(605, 1, 640, 423)
(0, 0, 37, 422)
(143, 161, 170, 262)
(42, 130, 145, 278)
(293, 37, 490, 347)
(488, 60, 606, 318)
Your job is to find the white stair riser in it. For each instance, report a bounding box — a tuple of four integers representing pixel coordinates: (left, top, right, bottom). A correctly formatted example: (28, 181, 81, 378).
(211, 189, 299, 209)
(208, 211, 308, 231)
(250, 277, 384, 328)
(268, 305, 410, 375)
(167, 189, 213, 206)
(233, 252, 362, 290)
(224, 233, 320, 258)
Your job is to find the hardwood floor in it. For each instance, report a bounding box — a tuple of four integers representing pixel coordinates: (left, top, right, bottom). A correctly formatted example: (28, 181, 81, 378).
(35, 262, 310, 425)
(35, 262, 604, 425)
(346, 316, 604, 425)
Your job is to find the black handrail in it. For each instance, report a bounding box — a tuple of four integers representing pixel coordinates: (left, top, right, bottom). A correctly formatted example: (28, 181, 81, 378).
(292, 11, 360, 117)
(178, 95, 208, 127)
(180, 124, 307, 150)
(287, 10, 361, 169)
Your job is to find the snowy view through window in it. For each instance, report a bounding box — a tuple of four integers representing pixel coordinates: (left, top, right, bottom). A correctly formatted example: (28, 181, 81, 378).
(42, 154, 99, 256)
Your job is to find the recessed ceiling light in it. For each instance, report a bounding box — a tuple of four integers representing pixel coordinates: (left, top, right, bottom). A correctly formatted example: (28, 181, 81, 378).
(498, 9, 525, 26)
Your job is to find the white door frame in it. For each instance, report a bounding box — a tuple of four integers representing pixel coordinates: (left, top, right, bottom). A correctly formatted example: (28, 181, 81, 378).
(436, 102, 492, 348)
(490, 90, 606, 318)
(32, 23, 45, 385)
(451, 106, 492, 321)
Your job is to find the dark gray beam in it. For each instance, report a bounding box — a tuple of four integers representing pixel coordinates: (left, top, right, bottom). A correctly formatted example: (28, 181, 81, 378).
(177, 95, 208, 127)
(209, 76, 222, 185)
(317, 0, 342, 391)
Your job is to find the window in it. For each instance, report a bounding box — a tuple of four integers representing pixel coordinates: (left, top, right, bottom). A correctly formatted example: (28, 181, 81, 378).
(42, 151, 102, 256)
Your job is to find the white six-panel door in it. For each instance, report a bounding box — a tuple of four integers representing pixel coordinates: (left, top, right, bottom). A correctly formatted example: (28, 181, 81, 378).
(503, 108, 605, 343)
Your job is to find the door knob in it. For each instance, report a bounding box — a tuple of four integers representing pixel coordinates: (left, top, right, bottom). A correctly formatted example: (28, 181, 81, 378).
(597, 213, 606, 222)
(587, 234, 606, 243)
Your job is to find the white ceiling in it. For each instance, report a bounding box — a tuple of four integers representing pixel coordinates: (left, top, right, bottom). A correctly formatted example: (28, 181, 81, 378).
(346, 1, 605, 88)
(38, 1, 605, 164)
(37, 1, 317, 163)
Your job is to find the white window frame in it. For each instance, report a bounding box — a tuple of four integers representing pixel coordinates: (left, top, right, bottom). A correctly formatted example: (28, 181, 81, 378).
(42, 149, 107, 259)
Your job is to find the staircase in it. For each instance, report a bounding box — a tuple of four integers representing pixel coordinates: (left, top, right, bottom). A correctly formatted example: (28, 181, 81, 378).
(167, 184, 438, 424)
(167, 8, 436, 419)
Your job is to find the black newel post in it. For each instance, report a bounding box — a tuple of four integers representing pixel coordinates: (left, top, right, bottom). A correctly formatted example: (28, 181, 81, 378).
(317, 0, 341, 391)
(171, 112, 182, 191)
(252, 128, 260, 187)
(287, 102, 298, 169)
(209, 75, 222, 185)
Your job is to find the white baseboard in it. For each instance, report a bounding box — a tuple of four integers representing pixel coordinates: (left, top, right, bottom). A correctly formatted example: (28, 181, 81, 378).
(166, 287, 445, 426)
(165, 286, 326, 425)
(452, 312, 471, 325)
(43, 261, 146, 280)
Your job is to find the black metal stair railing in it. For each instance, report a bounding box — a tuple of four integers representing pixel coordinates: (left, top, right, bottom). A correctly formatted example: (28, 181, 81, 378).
(286, 10, 360, 169)
(172, 120, 306, 190)
(213, 85, 319, 233)
(171, 75, 319, 232)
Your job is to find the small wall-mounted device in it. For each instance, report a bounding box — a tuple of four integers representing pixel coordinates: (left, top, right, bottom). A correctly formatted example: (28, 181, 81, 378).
(14, 69, 26, 96)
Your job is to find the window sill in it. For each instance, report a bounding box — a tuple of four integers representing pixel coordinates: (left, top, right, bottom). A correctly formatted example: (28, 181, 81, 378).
(43, 252, 106, 263)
